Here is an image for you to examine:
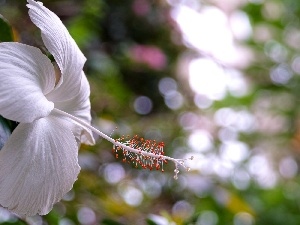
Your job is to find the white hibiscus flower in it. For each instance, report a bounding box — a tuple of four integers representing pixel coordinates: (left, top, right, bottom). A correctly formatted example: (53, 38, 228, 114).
(0, 0, 94, 216)
(0, 0, 191, 217)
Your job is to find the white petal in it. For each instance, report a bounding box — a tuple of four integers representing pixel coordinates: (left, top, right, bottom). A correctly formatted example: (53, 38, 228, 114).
(0, 116, 80, 216)
(0, 42, 55, 123)
(27, 0, 86, 101)
(51, 72, 95, 145)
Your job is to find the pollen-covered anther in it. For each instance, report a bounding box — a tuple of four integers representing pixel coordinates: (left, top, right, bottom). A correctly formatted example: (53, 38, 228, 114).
(112, 135, 194, 179)
(113, 135, 167, 172)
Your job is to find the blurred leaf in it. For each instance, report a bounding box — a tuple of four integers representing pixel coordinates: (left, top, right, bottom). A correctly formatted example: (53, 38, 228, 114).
(102, 218, 125, 225)
(146, 219, 159, 225)
(0, 15, 13, 42)
(68, 17, 95, 48)
(225, 192, 255, 216)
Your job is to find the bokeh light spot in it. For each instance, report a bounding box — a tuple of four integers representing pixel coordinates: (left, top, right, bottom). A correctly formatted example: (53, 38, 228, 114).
(179, 112, 199, 130)
(194, 94, 212, 109)
(25, 216, 43, 225)
(118, 184, 143, 206)
(220, 141, 249, 163)
(229, 11, 252, 40)
(214, 108, 255, 132)
(270, 64, 292, 85)
(164, 91, 184, 110)
(225, 70, 249, 97)
(134, 96, 153, 115)
(234, 212, 254, 225)
(189, 58, 226, 100)
(279, 157, 298, 179)
(172, 200, 194, 219)
(62, 190, 75, 201)
(196, 210, 218, 225)
(188, 130, 213, 152)
(77, 207, 96, 225)
(248, 155, 277, 188)
(159, 77, 178, 96)
(231, 169, 250, 190)
(139, 177, 162, 198)
(291, 56, 300, 74)
(218, 127, 238, 142)
(59, 218, 75, 225)
(104, 163, 125, 184)
(264, 40, 287, 63)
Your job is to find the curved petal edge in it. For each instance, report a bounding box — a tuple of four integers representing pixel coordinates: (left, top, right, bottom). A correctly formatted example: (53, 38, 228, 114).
(27, 0, 86, 101)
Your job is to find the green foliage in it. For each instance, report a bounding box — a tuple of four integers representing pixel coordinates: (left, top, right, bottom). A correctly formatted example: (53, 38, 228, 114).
(0, 16, 13, 42)
(102, 218, 125, 225)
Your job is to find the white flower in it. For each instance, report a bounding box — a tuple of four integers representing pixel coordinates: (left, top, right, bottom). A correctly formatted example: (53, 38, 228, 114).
(0, 0, 193, 218)
(0, 0, 94, 216)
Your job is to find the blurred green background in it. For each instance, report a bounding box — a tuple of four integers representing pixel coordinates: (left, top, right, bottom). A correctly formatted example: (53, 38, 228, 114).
(2, 0, 300, 224)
